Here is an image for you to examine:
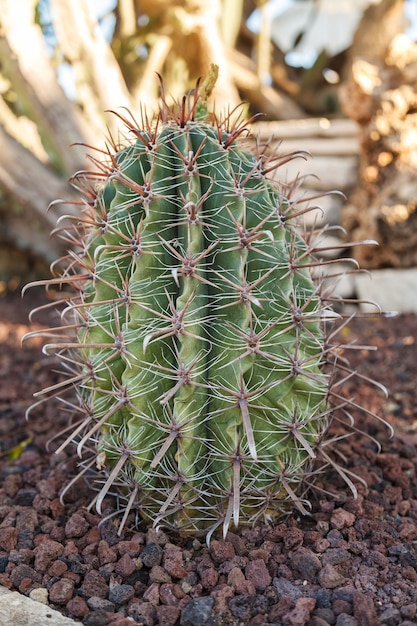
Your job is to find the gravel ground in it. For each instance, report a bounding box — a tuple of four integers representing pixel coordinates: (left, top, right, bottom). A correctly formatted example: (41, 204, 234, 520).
(1, 290, 417, 626)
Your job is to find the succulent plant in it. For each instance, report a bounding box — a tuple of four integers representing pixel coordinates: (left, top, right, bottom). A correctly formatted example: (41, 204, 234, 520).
(24, 70, 389, 539)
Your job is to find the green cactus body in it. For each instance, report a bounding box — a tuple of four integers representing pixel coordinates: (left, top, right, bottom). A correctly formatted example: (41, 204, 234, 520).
(26, 86, 363, 538)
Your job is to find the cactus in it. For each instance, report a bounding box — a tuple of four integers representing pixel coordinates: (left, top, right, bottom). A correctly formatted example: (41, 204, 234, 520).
(24, 72, 388, 538)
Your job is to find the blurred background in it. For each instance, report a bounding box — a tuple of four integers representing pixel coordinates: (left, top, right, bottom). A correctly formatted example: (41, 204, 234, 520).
(0, 0, 416, 309)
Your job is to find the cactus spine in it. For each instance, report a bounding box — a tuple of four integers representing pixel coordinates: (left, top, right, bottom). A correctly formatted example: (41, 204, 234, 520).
(25, 75, 385, 538)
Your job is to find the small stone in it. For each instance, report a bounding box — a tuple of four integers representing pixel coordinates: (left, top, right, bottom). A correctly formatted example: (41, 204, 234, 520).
(285, 597, 316, 626)
(244, 559, 272, 591)
(322, 548, 351, 566)
(228, 594, 268, 621)
(180, 596, 214, 626)
(273, 577, 303, 602)
(49, 578, 75, 605)
(81, 570, 109, 599)
(330, 509, 356, 530)
(86, 596, 115, 612)
(10, 564, 41, 588)
(378, 607, 401, 624)
(318, 564, 346, 589)
(83, 610, 111, 626)
(115, 553, 136, 577)
(211, 583, 235, 613)
(143, 581, 160, 605)
(128, 601, 157, 626)
(98, 540, 118, 565)
(33, 539, 64, 573)
(117, 540, 143, 558)
(401, 604, 417, 620)
(48, 559, 68, 577)
(227, 566, 255, 594)
(209, 539, 236, 563)
(156, 604, 181, 626)
(335, 615, 358, 626)
(64, 513, 90, 538)
(290, 547, 322, 582)
(0, 527, 18, 551)
(283, 527, 304, 550)
(156, 583, 176, 607)
(66, 595, 90, 618)
(108, 583, 134, 605)
(29, 587, 49, 605)
(149, 564, 172, 583)
(352, 591, 379, 626)
(163, 547, 187, 579)
(15, 488, 37, 506)
(141, 542, 163, 568)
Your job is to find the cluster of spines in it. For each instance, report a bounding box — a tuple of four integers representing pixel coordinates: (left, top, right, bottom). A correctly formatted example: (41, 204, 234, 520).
(24, 87, 391, 539)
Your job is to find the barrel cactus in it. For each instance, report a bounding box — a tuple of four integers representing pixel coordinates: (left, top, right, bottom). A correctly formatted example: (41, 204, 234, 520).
(25, 71, 385, 538)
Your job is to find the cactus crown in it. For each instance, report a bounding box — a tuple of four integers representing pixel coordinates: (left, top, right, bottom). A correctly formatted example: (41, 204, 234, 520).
(24, 72, 389, 539)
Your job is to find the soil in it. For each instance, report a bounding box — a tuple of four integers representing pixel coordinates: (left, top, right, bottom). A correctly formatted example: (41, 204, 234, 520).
(1, 289, 417, 626)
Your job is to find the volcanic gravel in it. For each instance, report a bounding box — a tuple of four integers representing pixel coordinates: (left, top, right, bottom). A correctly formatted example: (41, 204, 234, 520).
(1, 291, 417, 626)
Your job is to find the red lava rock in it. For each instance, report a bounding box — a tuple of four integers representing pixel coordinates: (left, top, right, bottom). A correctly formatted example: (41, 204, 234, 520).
(352, 591, 379, 626)
(284, 596, 316, 626)
(115, 552, 136, 577)
(143, 581, 160, 605)
(33, 539, 64, 573)
(66, 595, 90, 618)
(117, 540, 142, 558)
(155, 604, 181, 626)
(159, 582, 181, 606)
(227, 566, 255, 594)
(211, 583, 235, 612)
(108, 583, 135, 605)
(331, 508, 356, 530)
(290, 547, 322, 582)
(98, 539, 118, 565)
(81, 569, 110, 598)
(283, 527, 304, 551)
(128, 600, 157, 625)
(149, 564, 172, 583)
(49, 578, 75, 605)
(210, 539, 236, 563)
(163, 547, 187, 579)
(244, 558, 272, 591)
(64, 512, 90, 538)
(0, 527, 19, 551)
(318, 563, 346, 589)
(48, 559, 68, 577)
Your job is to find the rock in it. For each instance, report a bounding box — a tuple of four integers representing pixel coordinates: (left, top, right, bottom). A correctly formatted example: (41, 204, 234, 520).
(0, 527, 19, 551)
(49, 578, 75, 605)
(335, 615, 358, 626)
(33, 539, 64, 573)
(290, 547, 322, 582)
(156, 604, 181, 626)
(0, 586, 79, 625)
(29, 588, 49, 605)
(318, 564, 346, 589)
(228, 594, 268, 621)
(163, 547, 187, 579)
(149, 564, 172, 583)
(114, 553, 136, 577)
(141, 542, 163, 568)
(108, 583, 134, 605)
(322, 548, 351, 566)
(86, 596, 115, 612)
(81, 570, 109, 599)
(180, 596, 214, 626)
(64, 513, 90, 538)
(227, 566, 255, 594)
(209, 539, 236, 563)
(284, 597, 316, 626)
(352, 591, 379, 626)
(244, 558, 272, 591)
(330, 508, 356, 530)
(355, 268, 417, 313)
(128, 601, 157, 626)
(66, 595, 90, 618)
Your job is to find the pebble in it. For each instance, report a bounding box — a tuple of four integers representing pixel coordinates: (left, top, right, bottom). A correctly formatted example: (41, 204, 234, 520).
(209, 539, 236, 563)
(128, 601, 156, 625)
(141, 542, 163, 568)
(49, 578, 75, 605)
(108, 583, 135, 605)
(285, 597, 316, 626)
(163, 547, 187, 579)
(156, 604, 181, 626)
(81, 570, 109, 598)
(318, 564, 346, 589)
(228, 594, 268, 620)
(114, 552, 136, 577)
(66, 595, 90, 617)
(244, 558, 272, 590)
(180, 596, 214, 626)
(86, 596, 115, 612)
(290, 547, 322, 582)
(33, 539, 64, 573)
(65, 513, 90, 538)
